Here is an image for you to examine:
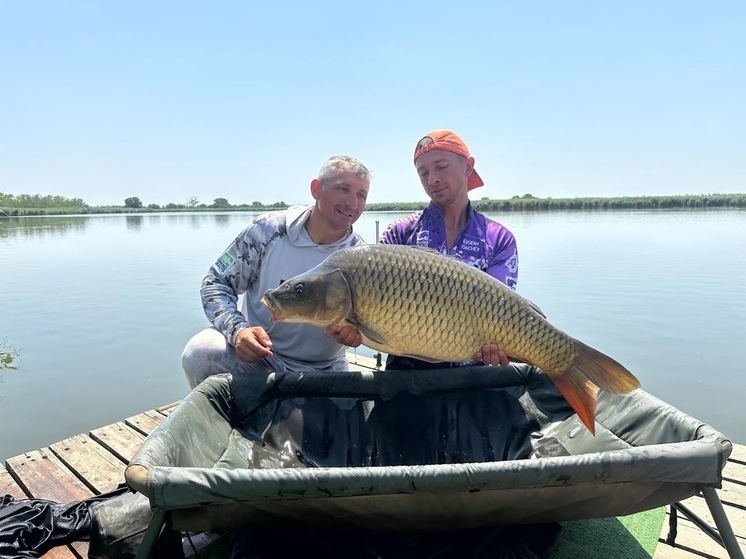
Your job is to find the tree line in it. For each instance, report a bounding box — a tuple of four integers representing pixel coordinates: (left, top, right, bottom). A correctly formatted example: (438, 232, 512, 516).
(364, 193, 746, 212)
(0, 193, 87, 209)
(0, 194, 290, 216)
(2, 191, 746, 217)
(119, 196, 290, 211)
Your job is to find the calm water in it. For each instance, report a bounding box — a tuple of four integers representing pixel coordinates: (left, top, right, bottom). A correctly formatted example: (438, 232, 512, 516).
(1, 209, 745, 460)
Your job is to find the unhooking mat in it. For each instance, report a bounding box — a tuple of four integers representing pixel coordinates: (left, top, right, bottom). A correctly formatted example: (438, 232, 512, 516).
(124, 364, 732, 535)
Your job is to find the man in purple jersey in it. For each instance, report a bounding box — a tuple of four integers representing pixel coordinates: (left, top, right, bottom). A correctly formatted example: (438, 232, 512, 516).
(378, 129, 519, 370)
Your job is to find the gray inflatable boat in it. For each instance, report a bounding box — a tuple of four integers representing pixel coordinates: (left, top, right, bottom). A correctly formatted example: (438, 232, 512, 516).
(124, 364, 738, 557)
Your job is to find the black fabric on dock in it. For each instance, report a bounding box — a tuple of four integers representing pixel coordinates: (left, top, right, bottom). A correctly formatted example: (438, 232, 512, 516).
(0, 494, 91, 558)
(0, 486, 129, 559)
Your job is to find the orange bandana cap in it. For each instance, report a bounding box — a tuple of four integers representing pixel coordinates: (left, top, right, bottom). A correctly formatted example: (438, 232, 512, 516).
(413, 130, 484, 190)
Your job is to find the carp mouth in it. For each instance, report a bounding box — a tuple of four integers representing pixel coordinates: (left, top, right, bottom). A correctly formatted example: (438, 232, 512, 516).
(260, 295, 285, 322)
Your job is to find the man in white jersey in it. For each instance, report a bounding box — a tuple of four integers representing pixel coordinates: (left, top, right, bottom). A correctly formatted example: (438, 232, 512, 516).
(181, 155, 371, 389)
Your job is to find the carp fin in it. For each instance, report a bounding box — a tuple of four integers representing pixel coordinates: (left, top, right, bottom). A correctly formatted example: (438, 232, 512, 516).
(344, 318, 388, 347)
(524, 298, 547, 318)
(409, 245, 444, 256)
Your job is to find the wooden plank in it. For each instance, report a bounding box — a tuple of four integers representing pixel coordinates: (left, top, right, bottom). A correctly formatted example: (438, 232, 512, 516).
(90, 421, 146, 463)
(157, 401, 180, 416)
(49, 434, 126, 494)
(125, 409, 167, 436)
(656, 496, 746, 559)
(674, 494, 746, 539)
(723, 459, 746, 487)
(718, 479, 746, 510)
(40, 542, 86, 559)
(656, 516, 730, 558)
(729, 444, 746, 464)
(6, 448, 92, 503)
(1, 462, 28, 499)
(69, 541, 88, 557)
(39, 546, 82, 559)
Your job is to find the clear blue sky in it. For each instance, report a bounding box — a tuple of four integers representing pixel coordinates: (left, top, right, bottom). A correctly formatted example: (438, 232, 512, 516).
(1, 1, 744, 207)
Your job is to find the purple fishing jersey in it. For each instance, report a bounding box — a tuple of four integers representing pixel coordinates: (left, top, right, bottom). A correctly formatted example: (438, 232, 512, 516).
(379, 202, 518, 289)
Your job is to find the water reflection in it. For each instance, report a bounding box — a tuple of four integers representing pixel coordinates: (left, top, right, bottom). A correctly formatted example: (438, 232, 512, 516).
(0, 216, 88, 239)
(157, 211, 259, 231)
(164, 214, 193, 226)
(0, 212, 267, 241)
(214, 214, 231, 229)
(125, 215, 144, 231)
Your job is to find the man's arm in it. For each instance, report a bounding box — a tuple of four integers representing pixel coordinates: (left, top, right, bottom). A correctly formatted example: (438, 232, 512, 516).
(200, 226, 279, 362)
(200, 226, 258, 346)
(378, 212, 422, 245)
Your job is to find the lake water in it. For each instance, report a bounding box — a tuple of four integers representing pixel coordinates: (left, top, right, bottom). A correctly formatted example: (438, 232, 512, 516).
(1, 209, 745, 460)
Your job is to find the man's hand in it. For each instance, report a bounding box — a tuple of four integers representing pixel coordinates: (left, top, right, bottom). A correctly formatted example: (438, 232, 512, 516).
(234, 327, 273, 362)
(325, 324, 363, 347)
(473, 343, 510, 367)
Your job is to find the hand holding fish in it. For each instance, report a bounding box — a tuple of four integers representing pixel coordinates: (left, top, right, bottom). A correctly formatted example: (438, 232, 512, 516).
(325, 324, 363, 348)
(474, 343, 510, 367)
(234, 327, 273, 362)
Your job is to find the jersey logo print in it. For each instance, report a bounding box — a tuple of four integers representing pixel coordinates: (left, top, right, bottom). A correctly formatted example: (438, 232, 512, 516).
(215, 252, 235, 273)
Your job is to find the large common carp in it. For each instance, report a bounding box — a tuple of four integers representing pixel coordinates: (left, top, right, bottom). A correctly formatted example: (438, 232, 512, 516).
(261, 244, 640, 434)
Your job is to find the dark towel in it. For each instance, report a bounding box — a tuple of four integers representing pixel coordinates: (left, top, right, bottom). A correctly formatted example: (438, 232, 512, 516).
(0, 486, 129, 559)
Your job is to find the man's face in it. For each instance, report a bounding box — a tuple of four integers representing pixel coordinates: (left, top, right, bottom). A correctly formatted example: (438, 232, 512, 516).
(415, 150, 473, 206)
(311, 167, 369, 231)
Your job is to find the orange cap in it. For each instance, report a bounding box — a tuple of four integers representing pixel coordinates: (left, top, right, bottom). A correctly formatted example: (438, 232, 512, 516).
(413, 130, 484, 190)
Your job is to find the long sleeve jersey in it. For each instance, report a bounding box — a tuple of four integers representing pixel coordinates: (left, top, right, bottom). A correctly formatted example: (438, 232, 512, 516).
(200, 205, 364, 371)
(379, 202, 518, 288)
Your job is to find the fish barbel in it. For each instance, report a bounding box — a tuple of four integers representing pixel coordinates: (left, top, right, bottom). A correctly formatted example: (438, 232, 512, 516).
(260, 244, 640, 434)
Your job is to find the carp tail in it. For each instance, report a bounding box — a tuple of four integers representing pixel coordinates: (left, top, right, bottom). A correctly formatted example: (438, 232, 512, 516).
(552, 342, 641, 435)
(573, 341, 641, 394)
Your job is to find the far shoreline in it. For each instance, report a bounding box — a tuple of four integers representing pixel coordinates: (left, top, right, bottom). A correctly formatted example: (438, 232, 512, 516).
(2, 193, 746, 218)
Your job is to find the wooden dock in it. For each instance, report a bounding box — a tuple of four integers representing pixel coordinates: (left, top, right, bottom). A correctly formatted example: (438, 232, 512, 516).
(2, 352, 744, 558)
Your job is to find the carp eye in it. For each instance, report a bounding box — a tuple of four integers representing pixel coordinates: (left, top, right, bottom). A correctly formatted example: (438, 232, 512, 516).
(295, 283, 304, 295)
